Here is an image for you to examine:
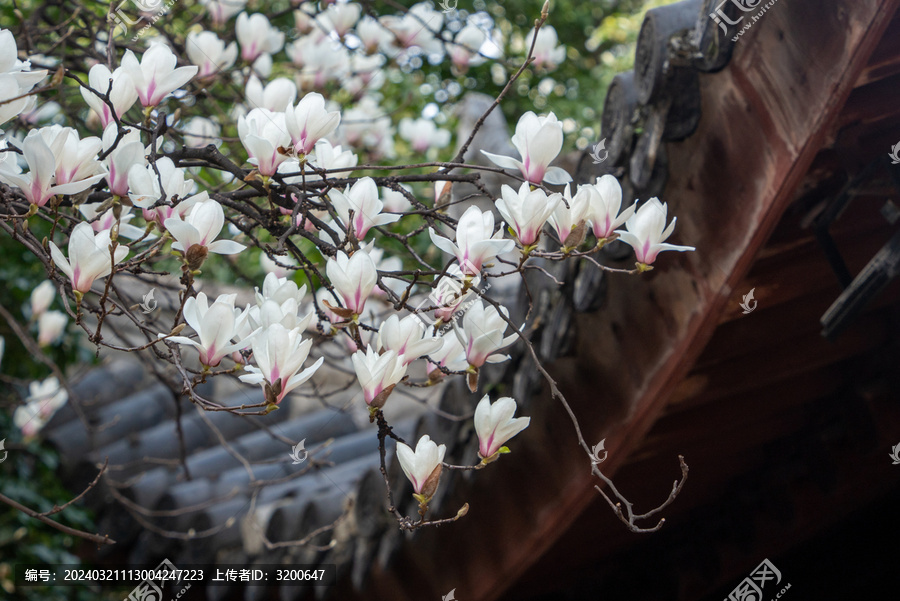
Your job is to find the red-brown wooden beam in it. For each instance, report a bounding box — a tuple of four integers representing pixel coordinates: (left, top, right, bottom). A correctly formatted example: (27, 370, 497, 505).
(365, 1, 900, 600)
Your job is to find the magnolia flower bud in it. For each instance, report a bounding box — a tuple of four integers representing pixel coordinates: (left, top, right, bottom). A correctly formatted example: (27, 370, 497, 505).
(30, 280, 56, 317)
(37, 310, 67, 346)
(474, 395, 530, 462)
(185, 244, 209, 271)
(397, 435, 446, 503)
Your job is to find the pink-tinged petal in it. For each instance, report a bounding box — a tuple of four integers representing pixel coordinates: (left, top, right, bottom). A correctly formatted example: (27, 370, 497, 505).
(48, 241, 73, 280)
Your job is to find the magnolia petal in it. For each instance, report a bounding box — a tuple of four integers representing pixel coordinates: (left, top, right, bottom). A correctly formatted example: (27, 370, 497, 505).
(480, 150, 522, 171)
(207, 239, 247, 255)
(543, 166, 573, 185)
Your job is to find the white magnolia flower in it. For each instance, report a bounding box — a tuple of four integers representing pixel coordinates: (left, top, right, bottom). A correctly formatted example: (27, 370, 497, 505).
(165, 292, 254, 367)
(425, 333, 468, 377)
(0, 73, 31, 127)
(47, 127, 105, 188)
(588, 174, 636, 242)
(320, 2, 361, 37)
(285, 92, 341, 156)
(614, 197, 695, 269)
(381, 184, 412, 213)
(248, 297, 313, 333)
(245, 75, 297, 112)
(482, 111, 572, 186)
(255, 271, 307, 306)
(355, 16, 392, 54)
(14, 377, 68, 438)
(164, 195, 246, 265)
(102, 124, 145, 198)
(259, 253, 298, 279)
(181, 117, 221, 148)
(380, 3, 445, 56)
(323, 249, 378, 318)
(351, 346, 407, 408)
(428, 264, 480, 323)
(37, 310, 67, 346)
(49, 222, 129, 294)
(293, 6, 317, 35)
(121, 45, 198, 108)
(250, 52, 273, 79)
(377, 314, 442, 365)
(449, 23, 488, 72)
(399, 117, 450, 153)
(127, 157, 194, 209)
(524, 25, 566, 70)
(285, 31, 324, 69)
(237, 107, 291, 176)
(547, 183, 592, 248)
(239, 323, 323, 404)
(339, 96, 395, 159)
(329, 176, 400, 240)
(78, 202, 149, 240)
(186, 30, 238, 79)
(474, 394, 530, 462)
(236, 12, 285, 63)
(1, 29, 47, 89)
(453, 300, 518, 368)
(343, 53, 386, 96)
(0, 28, 47, 125)
(495, 182, 562, 247)
(310, 139, 358, 175)
(429, 205, 514, 275)
(80, 63, 138, 128)
(396, 434, 446, 501)
(30, 280, 56, 317)
(200, 0, 247, 26)
(0, 129, 104, 207)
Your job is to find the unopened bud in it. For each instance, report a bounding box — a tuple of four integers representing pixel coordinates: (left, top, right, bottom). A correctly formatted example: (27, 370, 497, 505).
(563, 220, 587, 250)
(185, 244, 209, 271)
(170, 323, 186, 336)
(420, 462, 443, 501)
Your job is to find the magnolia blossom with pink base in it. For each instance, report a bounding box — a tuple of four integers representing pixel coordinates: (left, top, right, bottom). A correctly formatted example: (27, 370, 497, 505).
(429, 205, 514, 276)
(49, 222, 129, 294)
(614, 197, 695, 267)
(482, 111, 572, 186)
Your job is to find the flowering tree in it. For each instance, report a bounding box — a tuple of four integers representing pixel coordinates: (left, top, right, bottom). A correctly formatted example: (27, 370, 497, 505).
(0, 0, 693, 556)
